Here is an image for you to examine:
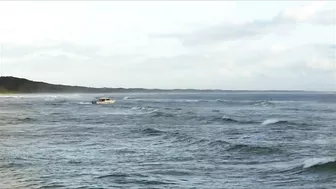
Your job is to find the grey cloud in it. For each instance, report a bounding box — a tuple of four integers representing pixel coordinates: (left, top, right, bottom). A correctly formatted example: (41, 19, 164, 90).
(156, 18, 288, 46)
(138, 43, 335, 77)
(154, 9, 334, 46)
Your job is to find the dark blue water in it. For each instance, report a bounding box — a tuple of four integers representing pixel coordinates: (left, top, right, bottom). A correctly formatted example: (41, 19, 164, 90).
(0, 92, 335, 189)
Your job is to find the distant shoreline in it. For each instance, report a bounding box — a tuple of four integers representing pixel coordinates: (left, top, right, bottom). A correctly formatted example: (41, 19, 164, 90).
(0, 76, 331, 93)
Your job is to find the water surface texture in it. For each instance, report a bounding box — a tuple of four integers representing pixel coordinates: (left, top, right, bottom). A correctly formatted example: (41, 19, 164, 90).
(0, 92, 335, 189)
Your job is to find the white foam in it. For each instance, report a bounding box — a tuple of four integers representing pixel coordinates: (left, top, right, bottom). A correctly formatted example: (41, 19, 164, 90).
(261, 119, 280, 125)
(222, 115, 230, 119)
(176, 99, 199, 102)
(123, 98, 200, 103)
(0, 95, 24, 98)
(303, 157, 336, 169)
(78, 102, 91, 105)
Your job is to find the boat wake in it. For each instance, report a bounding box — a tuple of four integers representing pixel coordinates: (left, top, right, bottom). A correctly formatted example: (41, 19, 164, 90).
(78, 102, 91, 105)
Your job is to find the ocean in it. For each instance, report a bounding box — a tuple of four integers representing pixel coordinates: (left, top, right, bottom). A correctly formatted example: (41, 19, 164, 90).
(0, 92, 335, 189)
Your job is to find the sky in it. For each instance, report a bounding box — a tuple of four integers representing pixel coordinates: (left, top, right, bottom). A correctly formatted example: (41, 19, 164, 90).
(0, 1, 335, 91)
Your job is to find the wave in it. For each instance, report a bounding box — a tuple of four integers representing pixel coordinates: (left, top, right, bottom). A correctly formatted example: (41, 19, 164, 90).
(131, 106, 156, 111)
(253, 100, 275, 107)
(261, 119, 288, 126)
(98, 173, 131, 179)
(45, 100, 72, 105)
(141, 128, 166, 136)
(192, 138, 280, 154)
(261, 119, 308, 126)
(303, 157, 336, 171)
(220, 116, 241, 123)
(1, 117, 37, 125)
(150, 111, 175, 118)
(207, 139, 231, 147)
(283, 108, 336, 113)
(215, 99, 228, 103)
(282, 157, 336, 174)
(206, 141, 282, 155)
(185, 114, 306, 127)
(208, 115, 255, 124)
(215, 99, 275, 106)
(165, 131, 199, 145)
(120, 98, 278, 108)
(162, 131, 281, 155)
(17, 117, 36, 122)
(150, 169, 193, 176)
(226, 144, 281, 154)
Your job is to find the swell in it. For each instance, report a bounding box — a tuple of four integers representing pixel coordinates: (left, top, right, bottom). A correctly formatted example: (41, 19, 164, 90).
(226, 144, 281, 154)
(97, 172, 174, 185)
(147, 109, 253, 124)
(147, 110, 308, 128)
(209, 116, 256, 124)
(97, 172, 147, 179)
(140, 128, 281, 155)
(150, 111, 175, 118)
(204, 140, 281, 155)
(141, 128, 166, 136)
(207, 115, 303, 126)
(281, 107, 336, 113)
(0, 117, 36, 125)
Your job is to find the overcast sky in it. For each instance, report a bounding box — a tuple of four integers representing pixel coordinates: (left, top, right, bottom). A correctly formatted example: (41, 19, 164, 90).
(0, 1, 335, 90)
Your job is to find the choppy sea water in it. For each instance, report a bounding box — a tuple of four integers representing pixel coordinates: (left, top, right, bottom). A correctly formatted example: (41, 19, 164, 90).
(0, 92, 335, 189)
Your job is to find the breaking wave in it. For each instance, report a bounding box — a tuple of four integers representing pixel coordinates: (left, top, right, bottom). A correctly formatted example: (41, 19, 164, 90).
(261, 119, 289, 125)
(303, 157, 336, 171)
(261, 119, 308, 126)
(220, 116, 241, 123)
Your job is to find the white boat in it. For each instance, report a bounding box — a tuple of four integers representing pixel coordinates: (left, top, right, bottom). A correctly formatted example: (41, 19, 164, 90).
(92, 97, 115, 104)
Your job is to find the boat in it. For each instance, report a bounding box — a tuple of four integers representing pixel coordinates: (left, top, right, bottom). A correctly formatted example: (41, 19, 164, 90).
(92, 97, 115, 104)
